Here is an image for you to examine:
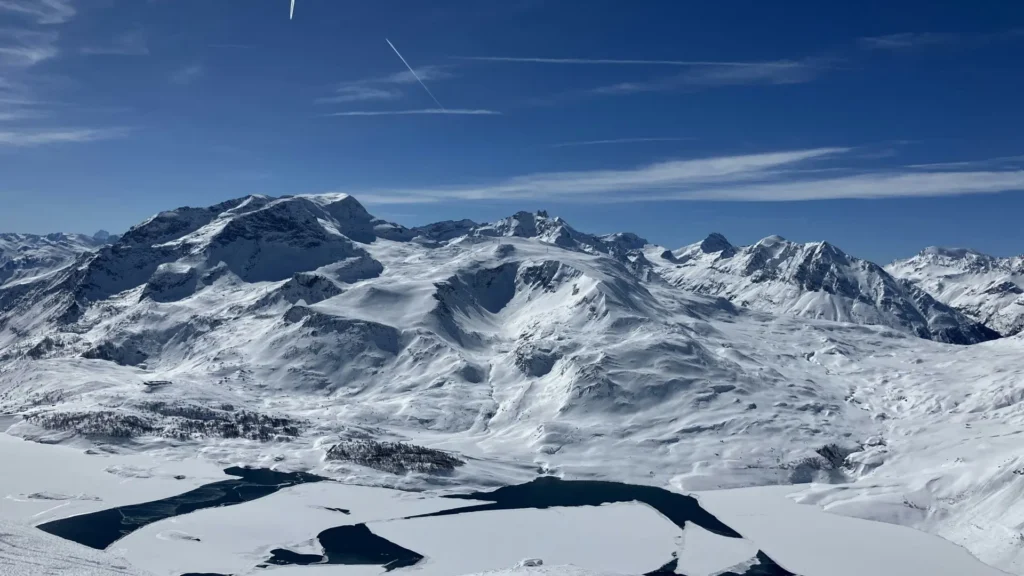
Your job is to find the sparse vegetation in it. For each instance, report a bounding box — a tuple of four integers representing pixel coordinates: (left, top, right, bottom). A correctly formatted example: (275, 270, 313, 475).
(325, 439, 464, 474)
(24, 402, 302, 442)
(26, 410, 155, 438)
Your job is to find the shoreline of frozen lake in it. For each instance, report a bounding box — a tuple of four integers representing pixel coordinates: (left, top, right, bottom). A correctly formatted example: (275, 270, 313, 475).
(0, 432, 1010, 576)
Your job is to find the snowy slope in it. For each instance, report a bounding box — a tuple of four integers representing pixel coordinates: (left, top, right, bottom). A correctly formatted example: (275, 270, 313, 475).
(0, 232, 107, 288)
(0, 517, 151, 575)
(888, 247, 1024, 336)
(648, 233, 999, 344)
(2, 194, 1024, 573)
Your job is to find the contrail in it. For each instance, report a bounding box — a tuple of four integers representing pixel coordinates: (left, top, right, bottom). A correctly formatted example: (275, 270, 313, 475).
(290, 0, 295, 19)
(453, 56, 803, 67)
(385, 38, 445, 111)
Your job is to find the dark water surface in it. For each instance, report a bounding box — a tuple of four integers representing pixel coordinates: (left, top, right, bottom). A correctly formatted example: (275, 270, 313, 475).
(36, 466, 324, 550)
(403, 476, 795, 576)
(39, 468, 795, 576)
(264, 523, 423, 571)
(413, 475, 740, 537)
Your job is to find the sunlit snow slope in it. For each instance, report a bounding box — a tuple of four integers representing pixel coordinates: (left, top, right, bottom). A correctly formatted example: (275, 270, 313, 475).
(0, 232, 108, 288)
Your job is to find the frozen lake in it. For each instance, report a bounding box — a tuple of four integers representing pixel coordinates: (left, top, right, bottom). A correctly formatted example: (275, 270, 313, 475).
(0, 433, 1009, 576)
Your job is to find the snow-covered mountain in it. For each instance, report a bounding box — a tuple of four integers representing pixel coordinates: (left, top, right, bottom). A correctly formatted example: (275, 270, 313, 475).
(0, 194, 893, 481)
(887, 247, 1024, 336)
(0, 232, 109, 288)
(648, 233, 999, 345)
(4, 194, 1024, 573)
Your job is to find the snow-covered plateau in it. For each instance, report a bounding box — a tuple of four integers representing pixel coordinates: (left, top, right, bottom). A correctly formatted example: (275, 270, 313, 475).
(1, 193, 1023, 575)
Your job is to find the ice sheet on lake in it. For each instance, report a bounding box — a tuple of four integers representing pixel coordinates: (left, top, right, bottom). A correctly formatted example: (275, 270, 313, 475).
(674, 522, 759, 576)
(696, 485, 1009, 576)
(369, 503, 680, 576)
(115, 481, 486, 575)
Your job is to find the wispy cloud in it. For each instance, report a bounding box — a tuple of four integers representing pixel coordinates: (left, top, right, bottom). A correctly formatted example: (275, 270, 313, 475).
(457, 55, 830, 89)
(350, 148, 1024, 204)
(0, 127, 130, 147)
(0, 2, 129, 148)
(327, 108, 499, 117)
(370, 65, 454, 85)
(0, 37, 52, 124)
(170, 64, 204, 85)
(0, 110, 36, 121)
(859, 29, 1024, 51)
(316, 86, 402, 104)
(358, 148, 845, 201)
(0, 0, 75, 25)
(0, 29, 58, 67)
(453, 56, 790, 66)
(907, 155, 1024, 170)
(0, 97, 46, 121)
(593, 59, 827, 94)
(858, 32, 959, 50)
(81, 30, 149, 56)
(679, 60, 825, 86)
(320, 65, 455, 104)
(550, 137, 694, 148)
(663, 171, 1024, 202)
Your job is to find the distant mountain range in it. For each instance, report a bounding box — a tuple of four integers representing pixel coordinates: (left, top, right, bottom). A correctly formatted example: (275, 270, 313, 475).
(650, 233, 1000, 344)
(0, 231, 113, 288)
(888, 247, 1024, 336)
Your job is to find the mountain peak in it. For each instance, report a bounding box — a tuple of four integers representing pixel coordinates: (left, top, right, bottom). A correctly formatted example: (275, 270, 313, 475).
(699, 233, 734, 254)
(920, 246, 986, 260)
(484, 210, 575, 241)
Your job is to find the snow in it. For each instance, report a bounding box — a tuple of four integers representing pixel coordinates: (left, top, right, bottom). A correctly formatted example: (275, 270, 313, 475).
(452, 568, 611, 576)
(0, 517, 150, 576)
(115, 481, 486, 575)
(369, 503, 679, 576)
(0, 434, 227, 525)
(2, 194, 1024, 574)
(647, 233, 998, 344)
(0, 232, 103, 287)
(673, 522, 759, 576)
(888, 247, 1024, 336)
(695, 485, 1009, 576)
(0, 423, 1018, 576)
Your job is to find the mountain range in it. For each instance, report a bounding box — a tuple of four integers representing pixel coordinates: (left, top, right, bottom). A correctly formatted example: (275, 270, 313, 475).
(1, 194, 1024, 572)
(888, 247, 1024, 336)
(650, 233, 999, 344)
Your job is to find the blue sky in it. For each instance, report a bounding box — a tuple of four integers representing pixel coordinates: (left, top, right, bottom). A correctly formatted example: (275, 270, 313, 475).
(1, 0, 1023, 262)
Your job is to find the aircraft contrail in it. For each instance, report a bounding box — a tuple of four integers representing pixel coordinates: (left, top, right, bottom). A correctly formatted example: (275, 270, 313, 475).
(290, 0, 295, 19)
(385, 38, 445, 111)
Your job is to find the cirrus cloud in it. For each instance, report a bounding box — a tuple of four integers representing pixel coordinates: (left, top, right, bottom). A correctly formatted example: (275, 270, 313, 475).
(349, 148, 1024, 205)
(0, 0, 74, 25)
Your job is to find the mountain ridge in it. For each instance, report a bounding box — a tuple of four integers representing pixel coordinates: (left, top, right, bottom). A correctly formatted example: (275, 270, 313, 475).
(648, 232, 999, 345)
(888, 246, 1024, 336)
(0, 197, 1001, 346)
